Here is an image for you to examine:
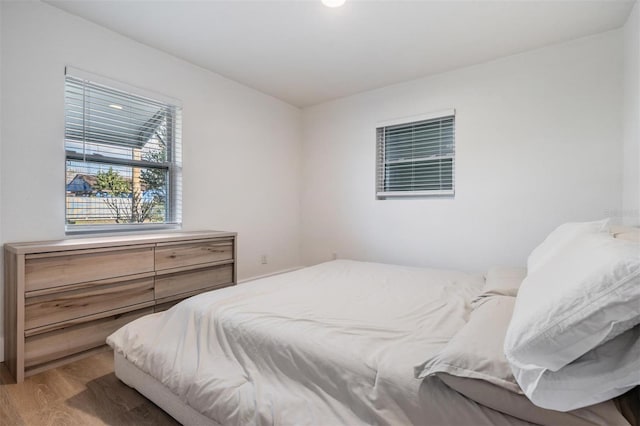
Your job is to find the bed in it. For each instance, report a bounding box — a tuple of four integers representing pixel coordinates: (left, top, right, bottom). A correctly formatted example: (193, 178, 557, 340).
(107, 225, 639, 426)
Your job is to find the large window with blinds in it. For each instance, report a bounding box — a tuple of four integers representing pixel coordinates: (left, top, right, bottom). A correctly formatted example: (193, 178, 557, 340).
(65, 69, 182, 230)
(376, 111, 455, 198)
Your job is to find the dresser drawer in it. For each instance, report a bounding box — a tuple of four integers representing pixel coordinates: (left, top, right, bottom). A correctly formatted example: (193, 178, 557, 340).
(155, 239, 233, 271)
(25, 275, 155, 331)
(25, 246, 155, 292)
(24, 307, 153, 369)
(155, 264, 234, 300)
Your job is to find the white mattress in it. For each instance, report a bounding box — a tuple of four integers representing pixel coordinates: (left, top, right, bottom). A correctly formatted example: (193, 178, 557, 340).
(108, 260, 532, 425)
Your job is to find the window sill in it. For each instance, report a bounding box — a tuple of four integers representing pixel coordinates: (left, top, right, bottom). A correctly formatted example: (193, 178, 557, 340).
(65, 223, 182, 236)
(376, 190, 455, 199)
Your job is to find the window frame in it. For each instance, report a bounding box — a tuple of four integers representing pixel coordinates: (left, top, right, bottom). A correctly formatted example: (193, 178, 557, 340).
(64, 67, 182, 234)
(375, 109, 455, 199)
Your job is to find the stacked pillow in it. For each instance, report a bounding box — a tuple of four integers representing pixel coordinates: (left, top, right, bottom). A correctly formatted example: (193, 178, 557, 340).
(416, 219, 639, 424)
(526, 219, 610, 274)
(503, 220, 640, 411)
(415, 276, 630, 425)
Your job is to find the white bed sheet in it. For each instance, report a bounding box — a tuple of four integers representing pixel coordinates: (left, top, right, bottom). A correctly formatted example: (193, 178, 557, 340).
(108, 260, 532, 425)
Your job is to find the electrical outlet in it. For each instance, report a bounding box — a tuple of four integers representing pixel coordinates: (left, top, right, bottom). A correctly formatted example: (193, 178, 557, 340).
(261, 254, 268, 264)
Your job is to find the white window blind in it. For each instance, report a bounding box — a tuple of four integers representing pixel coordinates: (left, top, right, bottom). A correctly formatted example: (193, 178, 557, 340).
(376, 112, 455, 198)
(65, 72, 182, 230)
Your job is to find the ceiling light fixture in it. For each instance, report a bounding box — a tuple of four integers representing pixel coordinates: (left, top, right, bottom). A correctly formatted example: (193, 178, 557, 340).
(108, 104, 123, 110)
(322, 0, 346, 8)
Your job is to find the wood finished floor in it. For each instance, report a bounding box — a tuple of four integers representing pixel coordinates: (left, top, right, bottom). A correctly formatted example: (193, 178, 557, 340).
(0, 351, 179, 426)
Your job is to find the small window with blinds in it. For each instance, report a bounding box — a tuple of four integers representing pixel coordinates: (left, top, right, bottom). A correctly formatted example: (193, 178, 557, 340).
(64, 69, 182, 231)
(376, 111, 455, 198)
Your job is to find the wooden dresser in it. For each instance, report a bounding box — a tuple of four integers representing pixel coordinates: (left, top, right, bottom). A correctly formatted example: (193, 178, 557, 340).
(3, 230, 236, 383)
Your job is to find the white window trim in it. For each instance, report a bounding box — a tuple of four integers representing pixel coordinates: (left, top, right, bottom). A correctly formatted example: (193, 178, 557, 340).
(376, 109, 456, 199)
(65, 66, 182, 107)
(375, 109, 455, 128)
(64, 67, 183, 233)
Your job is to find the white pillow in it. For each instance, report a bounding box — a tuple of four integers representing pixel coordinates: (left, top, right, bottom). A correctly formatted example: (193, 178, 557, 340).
(527, 219, 609, 273)
(482, 267, 527, 298)
(511, 325, 640, 411)
(471, 267, 526, 308)
(505, 232, 640, 372)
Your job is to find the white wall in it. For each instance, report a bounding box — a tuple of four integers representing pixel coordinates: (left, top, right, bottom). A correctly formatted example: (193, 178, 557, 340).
(0, 2, 302, 360)
(301, 31, 623, 272)
(623, 1, 640, 226)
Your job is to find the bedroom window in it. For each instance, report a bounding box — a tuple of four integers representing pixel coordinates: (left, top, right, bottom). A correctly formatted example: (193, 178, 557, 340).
(64, 68, 182, 232)
(376, 110, 455, 198)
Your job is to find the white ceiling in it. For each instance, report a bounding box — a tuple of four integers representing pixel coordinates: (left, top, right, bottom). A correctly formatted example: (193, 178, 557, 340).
(47, 0, 635, 107)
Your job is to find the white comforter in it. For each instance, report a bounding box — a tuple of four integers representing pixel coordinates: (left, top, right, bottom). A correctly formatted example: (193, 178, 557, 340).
(108, 260, 532, 426)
